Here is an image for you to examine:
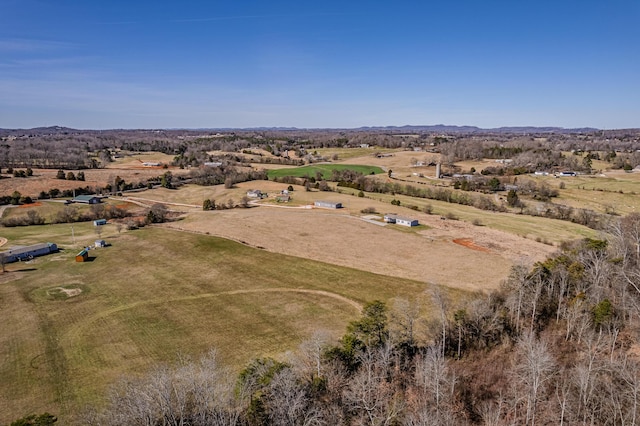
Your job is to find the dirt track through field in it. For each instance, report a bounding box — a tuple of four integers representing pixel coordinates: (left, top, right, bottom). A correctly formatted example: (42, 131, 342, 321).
(62, 288, 362, 347)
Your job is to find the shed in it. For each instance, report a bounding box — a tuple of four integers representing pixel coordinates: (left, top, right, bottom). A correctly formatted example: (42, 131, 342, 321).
(72, 195, 101, 204)
(75, 249, 89, 262)
(93, 219, 107, 226)
(314, 201, 343, 209)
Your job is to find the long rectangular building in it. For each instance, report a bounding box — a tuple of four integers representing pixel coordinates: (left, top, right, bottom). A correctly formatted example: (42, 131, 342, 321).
(1, 242, 58, 263)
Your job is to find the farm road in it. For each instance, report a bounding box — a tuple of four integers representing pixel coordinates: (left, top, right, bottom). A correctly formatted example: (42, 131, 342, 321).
(114, 196, 200, 209)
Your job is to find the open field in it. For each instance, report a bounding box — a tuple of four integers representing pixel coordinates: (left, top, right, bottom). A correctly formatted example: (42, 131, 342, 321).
(106, 152, 177, 169)
(159, 179, 579, 291)
(0, 167, 190, 199)
(313, 147, 398, 160)
(0, 225, 469, 424)
(267, 164, 384, 179)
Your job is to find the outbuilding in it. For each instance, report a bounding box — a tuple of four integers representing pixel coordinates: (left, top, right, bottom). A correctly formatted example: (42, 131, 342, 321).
(93, 219, 107, 226)
(1, 242, 58, 263)
(75, 249, 89, 262)
(314, 201, 343, 209)
(95, 240, 106, 248)
(72, 195, 101, 204)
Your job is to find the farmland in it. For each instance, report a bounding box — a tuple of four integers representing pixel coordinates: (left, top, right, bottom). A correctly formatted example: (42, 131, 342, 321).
(266, 164, 384, 180)
(1, 128, 639, 424)
(0, 224, 467, 423)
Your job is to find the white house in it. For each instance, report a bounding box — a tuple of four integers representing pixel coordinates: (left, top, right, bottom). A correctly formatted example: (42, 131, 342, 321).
(246, 189, 263, 198)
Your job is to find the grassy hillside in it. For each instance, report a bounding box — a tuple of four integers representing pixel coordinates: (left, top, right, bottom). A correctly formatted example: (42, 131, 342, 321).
(0, 224, 464, 424)
(267, 164, 384, 180)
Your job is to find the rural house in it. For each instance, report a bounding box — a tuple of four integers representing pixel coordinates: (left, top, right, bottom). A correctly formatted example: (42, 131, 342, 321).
(396, 216, 419, 227)
(314, 201, 343, 209)
(1, 242, 58, 263)
(246, 189, 263, 198)
(384, 214, 419, 227)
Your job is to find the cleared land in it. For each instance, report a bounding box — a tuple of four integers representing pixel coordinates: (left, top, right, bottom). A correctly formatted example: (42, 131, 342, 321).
(267, 164, 384, 179)
(0, 225, 467, 424)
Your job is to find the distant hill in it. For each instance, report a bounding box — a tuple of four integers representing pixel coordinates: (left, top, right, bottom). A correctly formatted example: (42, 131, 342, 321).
(355, 125, 601, 134)
(3, 124, 633, 137)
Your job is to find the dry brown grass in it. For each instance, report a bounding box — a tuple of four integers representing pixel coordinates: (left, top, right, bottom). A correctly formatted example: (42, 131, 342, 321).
(0, 167, 191, 198)
(166, 202, 554, 292)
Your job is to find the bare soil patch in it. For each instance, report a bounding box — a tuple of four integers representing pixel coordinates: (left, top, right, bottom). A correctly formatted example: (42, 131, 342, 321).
(47, 286, 82, 298)
(453, 238, 491, 253)
(18, 202, 42, 208)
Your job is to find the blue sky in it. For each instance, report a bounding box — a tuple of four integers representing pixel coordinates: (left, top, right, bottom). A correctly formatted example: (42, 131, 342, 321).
(0, 0, 638, 129)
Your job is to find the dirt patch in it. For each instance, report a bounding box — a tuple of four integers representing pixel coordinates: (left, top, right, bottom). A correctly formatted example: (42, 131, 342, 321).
(453, 238, 491, 253)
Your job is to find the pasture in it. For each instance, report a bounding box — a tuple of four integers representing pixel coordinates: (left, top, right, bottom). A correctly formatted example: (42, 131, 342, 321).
(0, 225, 465, 424)
(267, 164, 384, 180)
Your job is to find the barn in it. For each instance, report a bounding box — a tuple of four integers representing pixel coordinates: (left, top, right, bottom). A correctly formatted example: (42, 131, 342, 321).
(72, 195, 102, 204)
(314, 201, 343, 209)
(1, 242, 58, 263)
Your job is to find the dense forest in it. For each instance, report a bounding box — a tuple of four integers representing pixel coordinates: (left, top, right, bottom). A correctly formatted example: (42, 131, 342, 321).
(78, 213, 640, 425)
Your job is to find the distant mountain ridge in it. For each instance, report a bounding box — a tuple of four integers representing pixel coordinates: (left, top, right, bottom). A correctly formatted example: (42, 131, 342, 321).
(0, 124, 616, 136)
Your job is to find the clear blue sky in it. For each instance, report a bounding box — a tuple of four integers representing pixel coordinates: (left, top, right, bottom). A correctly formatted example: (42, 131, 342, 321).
(0, 0, 638, 129)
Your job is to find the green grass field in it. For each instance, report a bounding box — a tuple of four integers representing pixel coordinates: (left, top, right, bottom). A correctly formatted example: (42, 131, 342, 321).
(313, 147, 398, 160)
(267, 164, 384, 180)
(0, 224, 465, 424)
